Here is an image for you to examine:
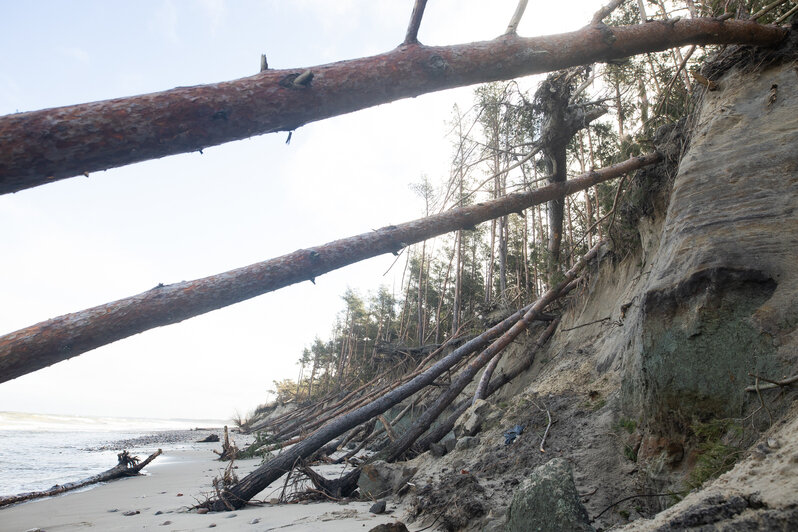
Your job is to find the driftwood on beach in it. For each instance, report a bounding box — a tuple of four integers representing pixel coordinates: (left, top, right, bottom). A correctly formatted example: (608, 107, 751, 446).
(0, 449, 162, 508)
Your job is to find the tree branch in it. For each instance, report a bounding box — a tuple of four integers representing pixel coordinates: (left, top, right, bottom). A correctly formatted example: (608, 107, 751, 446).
(0, 18, 784, 194)
(745, 372, 798, 392)
(0, 153, 661, 383)
(404, 0, 428, 44)
(751, 0, 790, 20)
(591, 0, 627, 25)
(505, 0, 529, 35)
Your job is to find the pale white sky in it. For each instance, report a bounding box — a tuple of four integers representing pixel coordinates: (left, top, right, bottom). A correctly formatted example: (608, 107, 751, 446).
(0, 0, 596, 421)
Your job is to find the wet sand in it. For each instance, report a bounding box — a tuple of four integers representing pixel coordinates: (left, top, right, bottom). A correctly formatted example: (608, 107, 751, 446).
(1, 442, 406, 531)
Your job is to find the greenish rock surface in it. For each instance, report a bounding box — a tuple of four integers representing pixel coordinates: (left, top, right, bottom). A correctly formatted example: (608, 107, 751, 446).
(506, 458, 594, 532)
(620, 57, 798, 430)
(639, 274, 776, 426)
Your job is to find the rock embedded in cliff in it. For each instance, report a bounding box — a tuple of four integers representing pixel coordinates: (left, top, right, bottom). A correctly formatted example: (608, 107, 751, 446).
(454, 398, 494, 438)
(455, 436, 480, 451)
(357, 460, 417, 499)
(429, 442, 446, 457)
(506, 458, 594, 532)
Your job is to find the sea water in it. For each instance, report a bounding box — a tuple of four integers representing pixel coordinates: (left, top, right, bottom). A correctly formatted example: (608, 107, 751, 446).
(0, 411, 224, 497)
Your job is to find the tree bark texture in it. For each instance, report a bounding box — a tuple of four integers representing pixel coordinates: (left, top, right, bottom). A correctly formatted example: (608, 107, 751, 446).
(0, 153, 660, 383)
(0, 19, 784, 194)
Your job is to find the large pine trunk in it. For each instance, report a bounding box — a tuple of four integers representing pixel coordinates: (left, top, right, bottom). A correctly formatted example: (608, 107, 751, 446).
(0, 20, 783, 194)
(0, 153, 659, 383)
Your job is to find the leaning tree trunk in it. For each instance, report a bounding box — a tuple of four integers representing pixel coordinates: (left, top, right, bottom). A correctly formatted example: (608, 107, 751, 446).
(535, 69, 607, 275)
(203, 289, 563, 510)
(416, 317, 560, 452)
(0, 19, 784, 194)
(383, 242, 601, 462)
(0, 153, 659, 383)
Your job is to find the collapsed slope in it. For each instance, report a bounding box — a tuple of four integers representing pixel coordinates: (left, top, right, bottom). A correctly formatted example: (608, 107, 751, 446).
(404, 39, 798, 531)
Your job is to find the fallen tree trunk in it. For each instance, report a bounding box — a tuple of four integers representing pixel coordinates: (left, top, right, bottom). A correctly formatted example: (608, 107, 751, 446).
(415, 317, 561, 453)
(203, 293, 555, 510)
(0, 449, 162, 508)
(300, 465, 360, 499)
(383, 244, 599, 462)
(471, 307, 552, 402)
(0, 153, 659, 383)
(264, 335, 469, 440)
(0, 19, 784, 194)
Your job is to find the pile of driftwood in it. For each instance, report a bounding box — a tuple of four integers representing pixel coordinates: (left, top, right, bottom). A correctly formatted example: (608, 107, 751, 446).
(0, 449, 162, 508)
(203, 239, 605, 511)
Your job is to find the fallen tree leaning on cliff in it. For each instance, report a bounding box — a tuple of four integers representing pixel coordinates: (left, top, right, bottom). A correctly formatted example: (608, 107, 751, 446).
(383, 242, 601, 462)
(0, 16, 783, 194)
(0, 449, 162, 508)
(203, 239, 604, 510)
(0, 152, 660, 384)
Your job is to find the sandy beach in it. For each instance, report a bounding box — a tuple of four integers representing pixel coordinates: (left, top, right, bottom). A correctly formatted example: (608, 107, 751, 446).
(1, 439, 407, 532)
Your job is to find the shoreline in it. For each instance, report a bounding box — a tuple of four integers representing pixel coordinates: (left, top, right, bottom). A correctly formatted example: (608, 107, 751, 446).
(1, 432, 406, 531)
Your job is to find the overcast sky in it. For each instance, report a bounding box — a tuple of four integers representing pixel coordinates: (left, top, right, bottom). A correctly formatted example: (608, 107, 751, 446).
(0, 0, 595, 421)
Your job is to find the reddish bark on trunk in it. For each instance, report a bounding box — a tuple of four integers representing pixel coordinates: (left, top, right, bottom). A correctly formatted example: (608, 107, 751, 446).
(0, 19, 783, 194)
(0, 153, 659, 383)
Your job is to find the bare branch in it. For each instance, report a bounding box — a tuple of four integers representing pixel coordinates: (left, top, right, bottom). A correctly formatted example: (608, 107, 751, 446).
(775, 4, 798, 23)
(654, 44, 697, 116)
(750, 0, 790, 20)
(505, 0, 529, 35)
(536, 401, 552, 452)
(591, 0, 627, 25)
(404, 0, 428, 44)
(745, 372, 798, 392)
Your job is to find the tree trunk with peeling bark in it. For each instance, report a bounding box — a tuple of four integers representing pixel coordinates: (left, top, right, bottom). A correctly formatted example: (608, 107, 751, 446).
(0, 19, 784, 195)
(0, 153, 659, 383)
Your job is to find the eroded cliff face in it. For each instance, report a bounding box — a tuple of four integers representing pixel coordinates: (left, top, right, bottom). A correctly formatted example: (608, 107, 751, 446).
(612, 43, 798, 531)
(402, 44, 798, 531)
(623, 52, 798, 427)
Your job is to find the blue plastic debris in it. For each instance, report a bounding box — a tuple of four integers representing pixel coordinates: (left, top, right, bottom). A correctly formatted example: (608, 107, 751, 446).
(503, 424, 525, 445)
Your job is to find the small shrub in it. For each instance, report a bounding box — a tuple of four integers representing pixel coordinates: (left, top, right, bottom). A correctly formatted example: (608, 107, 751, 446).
(687, 418, 743, 489)
(623, 443, 638, 462)
(617, 417, 637, 434)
